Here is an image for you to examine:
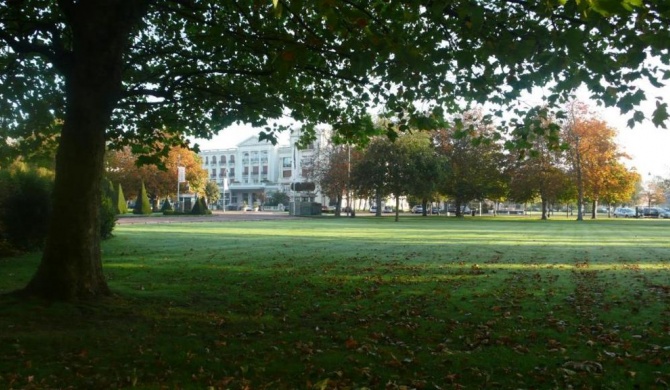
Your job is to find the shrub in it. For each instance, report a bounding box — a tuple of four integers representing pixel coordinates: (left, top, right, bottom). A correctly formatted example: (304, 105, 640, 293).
(267, 191, 290, 206)
(0, 163, 53, 251)
(160, 197, 173, 212)
(200, 197, 211, 214)
(133, 181, 152, 215)
(0, 165, 118, 255)
(190, 196, 211, 215)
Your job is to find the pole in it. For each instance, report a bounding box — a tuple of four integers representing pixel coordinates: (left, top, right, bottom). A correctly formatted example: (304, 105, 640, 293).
(347, 144, 352, 217)
(177, 156, 181, 212)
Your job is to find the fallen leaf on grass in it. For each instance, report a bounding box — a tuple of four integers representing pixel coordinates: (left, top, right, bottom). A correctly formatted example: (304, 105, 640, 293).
(563, 360, 603, 373)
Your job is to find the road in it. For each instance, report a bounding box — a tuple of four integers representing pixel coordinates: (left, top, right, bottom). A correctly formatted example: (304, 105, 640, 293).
(116, 211, 295, 225)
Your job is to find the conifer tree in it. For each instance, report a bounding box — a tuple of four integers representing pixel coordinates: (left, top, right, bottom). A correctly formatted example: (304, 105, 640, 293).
(114, 183, 127, 215)
(133, 181, 152, 215)
(160, 197, 173, 212)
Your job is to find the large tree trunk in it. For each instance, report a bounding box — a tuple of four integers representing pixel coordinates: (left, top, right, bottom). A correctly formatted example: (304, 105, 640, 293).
(22, 2, 146, 300)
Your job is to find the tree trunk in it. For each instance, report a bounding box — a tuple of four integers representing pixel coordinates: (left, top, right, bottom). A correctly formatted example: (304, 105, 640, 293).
(22, 2, 146, 300)
(394, 197, 400, 222)
(541, 198, 548, 220)
(591, 199, 597, 219)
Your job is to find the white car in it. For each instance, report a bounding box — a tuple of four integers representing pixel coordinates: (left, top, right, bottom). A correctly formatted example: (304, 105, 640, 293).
(613, 207, 635, 218)
(659, 208, 670, 219)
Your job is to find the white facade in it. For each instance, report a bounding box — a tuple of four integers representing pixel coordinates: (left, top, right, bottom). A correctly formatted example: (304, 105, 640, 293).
(199, 129, 329, 209)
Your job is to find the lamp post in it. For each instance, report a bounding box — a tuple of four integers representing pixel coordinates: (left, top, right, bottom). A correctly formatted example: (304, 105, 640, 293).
(177, 164, 185, 213)
(647, 172, 652, 218)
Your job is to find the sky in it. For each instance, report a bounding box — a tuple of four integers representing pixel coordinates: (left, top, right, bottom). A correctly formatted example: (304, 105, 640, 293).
(194, 86, 670, 184)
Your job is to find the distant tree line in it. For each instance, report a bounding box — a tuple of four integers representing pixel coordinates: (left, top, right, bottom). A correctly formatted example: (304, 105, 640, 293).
(308, 106, 641, 220)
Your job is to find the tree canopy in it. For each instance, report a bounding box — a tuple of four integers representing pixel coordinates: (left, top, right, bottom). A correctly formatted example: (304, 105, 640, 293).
(2, 0, 669, 300)
(105, 146, 208, 201)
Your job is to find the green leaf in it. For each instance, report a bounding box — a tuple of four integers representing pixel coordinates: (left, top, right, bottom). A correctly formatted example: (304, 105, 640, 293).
(652, 101, 669, 128)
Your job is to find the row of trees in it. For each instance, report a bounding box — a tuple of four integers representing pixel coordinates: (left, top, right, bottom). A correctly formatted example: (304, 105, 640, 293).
(310, 106, 640, 221)
(105, 146, 209, 204)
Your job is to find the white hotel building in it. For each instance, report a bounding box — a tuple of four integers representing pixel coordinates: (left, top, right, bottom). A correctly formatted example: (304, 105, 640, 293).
(198, 129, 329, 210)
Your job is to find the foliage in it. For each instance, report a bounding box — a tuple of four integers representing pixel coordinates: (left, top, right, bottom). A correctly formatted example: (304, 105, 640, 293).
(266, 191, 290, 207)
(2, 217, 670, 388)
(204, 181, 220, 205)
(562, 103, 639, 218)
(307, 142, 363, 215)
(507, 120, 576, 220)
(132, 181, 153, 215)
(312, 145, 350, 212)
(398, 132, 444, 217)
(350, 137, 393, 208)
(435, 111, 508, 216)
(0, 163, 53, 251)
(105, 146, 208, 200)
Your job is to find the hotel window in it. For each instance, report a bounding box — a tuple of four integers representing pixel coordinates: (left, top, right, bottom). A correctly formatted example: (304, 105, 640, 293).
(283, 170, 292, 178)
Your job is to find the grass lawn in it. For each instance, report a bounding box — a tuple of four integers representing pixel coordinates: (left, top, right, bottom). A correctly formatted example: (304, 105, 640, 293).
(1, 216, 669, 389)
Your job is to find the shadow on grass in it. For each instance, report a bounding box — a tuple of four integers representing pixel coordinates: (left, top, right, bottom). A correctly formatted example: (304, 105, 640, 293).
(1, 218, 669, 389)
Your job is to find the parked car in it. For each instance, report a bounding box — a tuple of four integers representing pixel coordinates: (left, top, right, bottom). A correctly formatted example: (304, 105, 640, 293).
(411, 205, 424, 214)
(641, 207, 661, 218)
(431, 207, 441, 215)
(383, 206, 394, 213)
(613, 207, 635, 218)
(369, 206, 377, 213)
(446, 205, 471, 214)
(659, 208, 670, 218)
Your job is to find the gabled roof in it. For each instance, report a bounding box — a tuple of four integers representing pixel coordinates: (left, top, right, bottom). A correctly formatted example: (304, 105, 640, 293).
(238, 136, 270, 148)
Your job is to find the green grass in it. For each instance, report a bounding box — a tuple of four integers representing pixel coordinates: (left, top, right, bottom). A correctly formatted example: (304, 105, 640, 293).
(1, 216, 669, 389)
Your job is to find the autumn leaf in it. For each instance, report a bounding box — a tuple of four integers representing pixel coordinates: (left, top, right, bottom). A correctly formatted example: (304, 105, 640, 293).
(345, 336, 359, 349)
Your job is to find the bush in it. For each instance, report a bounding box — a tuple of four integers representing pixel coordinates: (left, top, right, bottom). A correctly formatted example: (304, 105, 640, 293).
(0, 163, 53, 251)
(133, 181, 152, 215)
(0, 165, 118, 255)
(160, 197, 173, 212)
(190, 196, 211, 215)
(267, 191, 290, 206)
